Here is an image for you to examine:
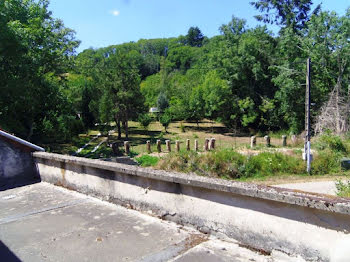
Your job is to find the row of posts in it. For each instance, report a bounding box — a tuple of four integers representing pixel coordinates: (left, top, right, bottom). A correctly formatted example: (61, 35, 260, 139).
(250, 135, 297, 148)
(120, 139, 216, 155)
(145, 138, 216, 153)
(123, 135, 294, 154)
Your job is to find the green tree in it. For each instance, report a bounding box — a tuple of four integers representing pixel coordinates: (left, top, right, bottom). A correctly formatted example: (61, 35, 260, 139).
(0, 0, 80, 141)
(157, 92, 169, 113)
(98, 49, 145, 139)
(186, 27, 205, 47)
(160, 111, 172, 132)
(250, 0, 320, 32)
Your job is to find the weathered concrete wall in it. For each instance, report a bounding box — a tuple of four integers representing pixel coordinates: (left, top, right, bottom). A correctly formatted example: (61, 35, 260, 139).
(0, 139, 39, 187)
(33, 152, 350, 261)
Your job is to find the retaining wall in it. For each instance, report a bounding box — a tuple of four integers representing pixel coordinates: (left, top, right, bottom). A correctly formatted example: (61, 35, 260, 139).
(33, 152, 350, 261)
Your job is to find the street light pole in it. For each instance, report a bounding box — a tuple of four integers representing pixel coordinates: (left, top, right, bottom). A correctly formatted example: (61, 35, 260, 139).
(305, 58, 311, 173)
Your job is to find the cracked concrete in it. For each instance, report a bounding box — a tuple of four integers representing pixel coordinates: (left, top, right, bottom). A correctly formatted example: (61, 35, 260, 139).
(0, 182, 305, 262)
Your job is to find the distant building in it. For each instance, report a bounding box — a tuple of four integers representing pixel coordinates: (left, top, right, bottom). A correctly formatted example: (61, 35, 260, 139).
(149, 107, 160, 113)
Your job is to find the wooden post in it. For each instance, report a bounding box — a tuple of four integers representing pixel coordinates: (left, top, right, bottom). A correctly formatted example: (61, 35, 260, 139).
(282, 135, 287, 147)
(156, 140, 161, 153)
(204, 138, 209, 151)
(124, 141, 130, 155)
(264, 136, 270, 147)
(250, 136, 256, 148)
(186, 139, 190, 151)
(194, 140, 198, 152)
(209, 138, 216, 150)
(166, 140, 171, 152)
(146, 140, 151, 154)
(176, 140, 180, 152)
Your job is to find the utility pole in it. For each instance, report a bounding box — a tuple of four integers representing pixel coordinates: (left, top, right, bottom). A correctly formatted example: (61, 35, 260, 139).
(305, 58, 311, 173)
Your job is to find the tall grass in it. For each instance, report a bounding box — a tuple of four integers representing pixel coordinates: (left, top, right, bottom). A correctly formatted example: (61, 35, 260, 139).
(335, 180, 350, 198)
(156, 149, 305, 179)
(313, 133, 349, 175)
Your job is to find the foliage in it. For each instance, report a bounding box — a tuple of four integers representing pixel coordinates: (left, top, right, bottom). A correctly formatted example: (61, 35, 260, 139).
(156, 149, 305, 179)
(0, 0, 80, 141)
(312, 133, 349, 175)
(3, 0, 350, 145)
(135, 155, 159, 167)
(138, 114, 153, 129)
(186, 27, 205, 47)
(315, 133, 347, 154)
(160, 111, 172, 132)
(97, 49, 145, 139)
(335, 180, 350, 198)
(157, 92, 169, 113)
(250, 0, 319, 32)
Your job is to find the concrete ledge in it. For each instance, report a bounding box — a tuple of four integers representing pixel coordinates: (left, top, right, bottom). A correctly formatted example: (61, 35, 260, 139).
(33, 152, 350, 214)
(33, 152, 350, 261)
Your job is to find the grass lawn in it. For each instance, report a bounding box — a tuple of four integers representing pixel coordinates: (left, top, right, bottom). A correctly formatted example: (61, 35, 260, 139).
(107, 119, 303, 155)
(44, 119, 350, 189)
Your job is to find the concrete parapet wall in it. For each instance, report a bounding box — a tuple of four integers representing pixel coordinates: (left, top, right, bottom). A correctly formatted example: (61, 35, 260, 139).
(33, 152, 350, 261)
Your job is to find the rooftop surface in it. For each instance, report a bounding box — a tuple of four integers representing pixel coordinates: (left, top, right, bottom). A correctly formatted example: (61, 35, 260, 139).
(0, 182, 305, 262)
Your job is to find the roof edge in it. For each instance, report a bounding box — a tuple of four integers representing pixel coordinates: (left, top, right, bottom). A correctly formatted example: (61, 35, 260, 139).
(0, 130, 45, 152)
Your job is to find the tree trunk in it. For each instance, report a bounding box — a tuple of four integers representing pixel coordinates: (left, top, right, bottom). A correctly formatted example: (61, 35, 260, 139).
(26, 122, 34, 142)
(116, 119, 121, 140)
(124, 120, 129, 139)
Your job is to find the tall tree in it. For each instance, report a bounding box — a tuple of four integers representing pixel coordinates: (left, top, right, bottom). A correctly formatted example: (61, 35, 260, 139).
(0, 0, 80, 141)
(250, 0, 320, 32)
(98, 49, 145, 139)
(186, 27, 205, 47)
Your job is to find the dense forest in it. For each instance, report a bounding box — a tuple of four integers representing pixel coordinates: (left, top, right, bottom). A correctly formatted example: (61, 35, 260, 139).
(1, 0, 350, 143)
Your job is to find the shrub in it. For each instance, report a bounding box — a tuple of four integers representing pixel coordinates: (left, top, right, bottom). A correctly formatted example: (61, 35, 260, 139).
(335, 180, 350, 198)
(138, 114, 152, 129)
(136, 155, 159, 167)
(156, 149, 305, 179)
(240, 152, 305, 178)
(160, 113, 172, 132)
(315, 133, 347, 154)
(311, 150, 342, 175)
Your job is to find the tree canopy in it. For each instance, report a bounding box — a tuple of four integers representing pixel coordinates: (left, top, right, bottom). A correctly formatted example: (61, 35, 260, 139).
(2, 0, 350, 143)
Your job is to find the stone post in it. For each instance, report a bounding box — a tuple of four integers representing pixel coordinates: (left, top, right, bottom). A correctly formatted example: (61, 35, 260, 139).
(124, 141, 130, 155)
(156, 140, 161, 153)
(112, 142, 120, 155)
(146, 140, 151, 154)
(176, 140, 180, 152)
(204, 138, 210, 151)
(166, 140, 171, 152)
(282, 135, 287, 147)
(209, 138, 216, 150)
(194, 140, 198, 152)
(264, 135, 270, 147)
(250, 136, 256, 148)
(186, 139, 190, 151)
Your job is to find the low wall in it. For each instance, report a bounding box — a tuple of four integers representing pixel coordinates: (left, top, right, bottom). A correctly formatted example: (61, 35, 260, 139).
(33, 152, 350, 261)
(0, 139, 39, 188)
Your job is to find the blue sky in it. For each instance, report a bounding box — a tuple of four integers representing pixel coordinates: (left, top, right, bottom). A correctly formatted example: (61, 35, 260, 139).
(49, 0, 350, 53)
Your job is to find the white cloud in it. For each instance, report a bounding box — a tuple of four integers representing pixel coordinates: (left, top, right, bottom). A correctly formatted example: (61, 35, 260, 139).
(110, 10, 120, 16)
